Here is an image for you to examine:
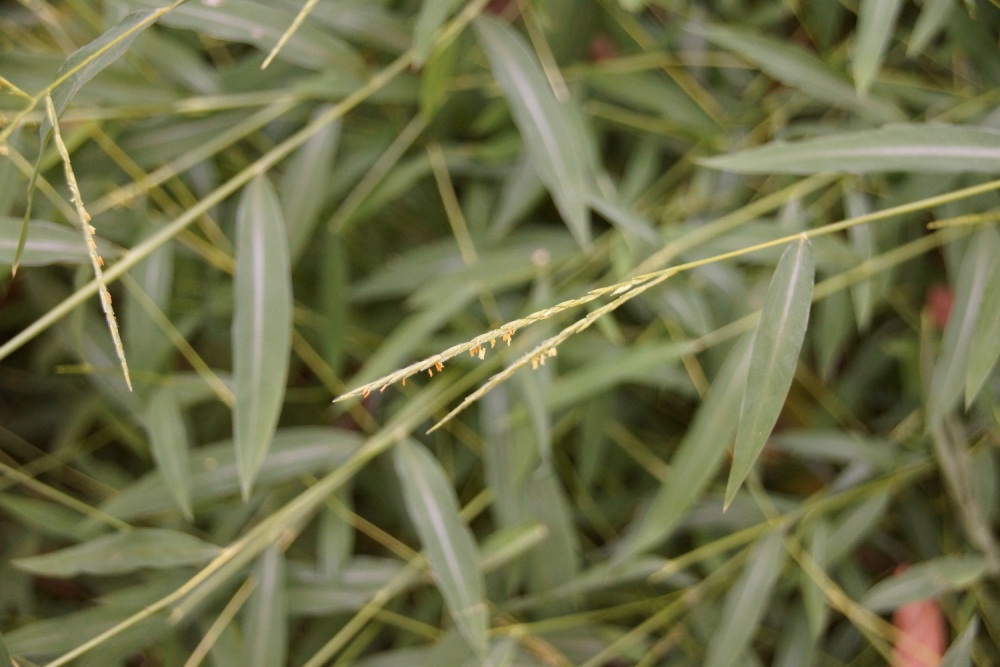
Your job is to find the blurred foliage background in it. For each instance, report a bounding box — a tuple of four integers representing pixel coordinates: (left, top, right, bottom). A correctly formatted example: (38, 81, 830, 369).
(1, 0, 999, 665)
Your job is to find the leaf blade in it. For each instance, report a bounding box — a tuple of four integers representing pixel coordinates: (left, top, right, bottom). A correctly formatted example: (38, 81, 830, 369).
(704, 530, 786, 667)
(142, 388, 193, 520)
(725, 238, 814, 508)
(394, 440, 488, 657)
(474, 16, 592, 247)
(964, 227, 1000, 405)
(12, 528, 220, 577)
(861, 556, 990, 613)
(233, 175, 293, 497)
(700, 124, 1000, 175)
(927, 227, 998, 427)
(244, 546, 288, 667)
(852, 0, 904, 95)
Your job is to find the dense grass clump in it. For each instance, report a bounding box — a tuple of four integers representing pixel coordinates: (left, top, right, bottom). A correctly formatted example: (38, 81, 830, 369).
(1, 1, 998, 665)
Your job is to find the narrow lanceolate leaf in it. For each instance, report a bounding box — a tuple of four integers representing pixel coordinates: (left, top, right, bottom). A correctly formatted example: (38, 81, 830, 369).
(12, 528, 221, 576)
(700, 24, 902, 123)
(45, 10, 160, 133)
(0, 629, 11, 667)
(143, 388, 193, 519)
(615, 335, 752, 560)
(0, 217, 116, 267)
(233, 175, 293, 498)
(704, 530, 786, 667)
(861, 556, 990, 613)
(244, 546, 288, 667)
(725, 239, 814, 509)
(16, 8, 161, 274)
(413, 0, 459, 65)
(474, 16, 592, 247)
(700, 124, 1000, 175)
(908, 0, 956, 57)
(927, 227, 997, 428)
(941, 619, 978, 667)
(394, 440, 488, 657)
(852, 0, 903, 95)
(965, 227, 1000, 405)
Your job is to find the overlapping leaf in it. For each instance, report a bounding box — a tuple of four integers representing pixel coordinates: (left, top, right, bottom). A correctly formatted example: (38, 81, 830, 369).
(233, 175, 293, 497)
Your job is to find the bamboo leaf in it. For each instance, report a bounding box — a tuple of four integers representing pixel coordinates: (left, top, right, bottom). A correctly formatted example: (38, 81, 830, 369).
(0, 494, 94, 541)
(0, 629, 11, 667)
(861, 556, 990, 612)
(801, 522, 830, 639)
(244, 546, 288, 667)
(102, 428, 362, 521)
(413, 0, 460, 65)
(852, 0, 903, 95)
(941, 619, 978, 667)
(927, 227, 998, 427)
(0, 217, 117, 267)
(142, 388, 193, 520)
(394, 439, 488, 657)
(704, 530, 786, 667)
(279, 109, 341, 265)
(118, 0, 363, 72)
(701, 124, 1000, 175)
(701, 24, 903, 122)
(233, 175, 293, 498)
(615, 335, 752, 559)
(45, 9, 160, 133)
(909, 0, 957, 57)
(12, 528, 220, 577)
(474, 16, 592, 247)
(725, 238, 814, 509)
(965, 227, 1000, 405)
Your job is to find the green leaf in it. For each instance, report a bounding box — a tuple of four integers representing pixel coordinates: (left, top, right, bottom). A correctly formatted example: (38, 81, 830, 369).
(413, 0, 459, 65)
(0, 217, 117, 267)
(965, 227, 1000, 405)
(909, 0, 956, 57)
(102, 428, 362, 521)
(244, 546, 287, 667)
(927, 227, 998, 427)
(704, 530, 786, 667)
(118, 0, 363, 72)
(800, 521, 830, 639)
(941, 618, 978, 667)
(279, 109, 341, 265)
(474, 16, 593, 247)
(394, 439, 488, 657)
(0, 629, 12, 667)
(45, 9, 159, 132)
(852, 0, 903, 95)
(419, 36, 458, 118)
(142, 388, 193, 520)
(725, 238, 814, 509)
(0, 494, 94, 541)
(861, 556, 990, 612)
(12, 528, 220, 577)
(701, 124, 1000, 175)
(615, 335, 752, 559)
(233, 175, 293, 497)
(701, 24, 903, 123)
